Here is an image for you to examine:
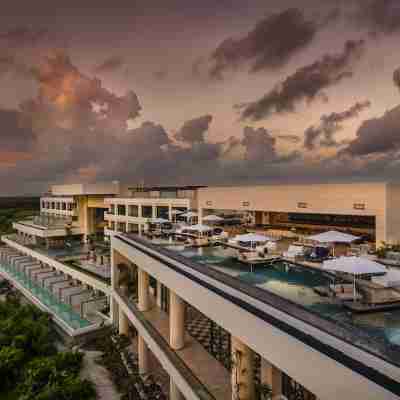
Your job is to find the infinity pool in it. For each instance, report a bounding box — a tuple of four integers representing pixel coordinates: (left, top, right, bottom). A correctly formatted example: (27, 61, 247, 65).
(0, 261, 91, 330)
(162, 243, 400, 363)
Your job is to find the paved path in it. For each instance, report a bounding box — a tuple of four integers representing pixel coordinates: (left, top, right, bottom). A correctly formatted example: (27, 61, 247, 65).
(81, 350, 121, 400)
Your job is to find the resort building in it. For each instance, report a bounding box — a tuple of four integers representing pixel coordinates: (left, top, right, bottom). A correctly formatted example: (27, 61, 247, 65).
(104, 185, 200, 237)
(2, 180, 400, 400)
(197, 182, 400, 247)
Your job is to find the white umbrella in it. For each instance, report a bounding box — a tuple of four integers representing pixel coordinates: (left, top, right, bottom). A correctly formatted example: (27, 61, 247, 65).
(203, 214, 224, 222)
(149, 217, 169, 224)
(234, 233, 273, 242)
(323, 256, 386, 301)
(171, 209, 184, 215)
(307, 230, 360, 243)
(186, 224, 213, 233)
(180, 211, 198, 218)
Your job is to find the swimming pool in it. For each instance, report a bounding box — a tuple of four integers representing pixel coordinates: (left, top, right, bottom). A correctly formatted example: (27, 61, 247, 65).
(162, 243, 400, 362)
(0, 261, 91, 330)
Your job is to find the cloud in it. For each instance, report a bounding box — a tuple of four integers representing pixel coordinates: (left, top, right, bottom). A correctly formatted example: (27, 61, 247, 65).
(344, 104, 400, 155)
(354, 0, 400, 35)
(276, 134, 301, 144)
(0, 108, 36, 152)
(238, 39, 365, 121)
(153, 69, 168, 81)
(304, 100, 371, 150)
(175, 114, 213, 143)
(0, 27, 48, 47)
(208, 8, 317, 79)
(241, 126, 277, 161)
(394, 67, 400, 91)
(94, 56, 124, 74)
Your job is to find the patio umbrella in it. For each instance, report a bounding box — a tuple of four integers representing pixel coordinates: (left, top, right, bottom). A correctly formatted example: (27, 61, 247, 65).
(233, 233, 274, 248)
(149, 217, 169, 224)
(307, 230, 360, 243)
(186, 224, 213, 233)
(323, 256, 386, 301)
(180, 211, 198, 218)
(171, 210, 184, 215)
(203, 214, 224, 222)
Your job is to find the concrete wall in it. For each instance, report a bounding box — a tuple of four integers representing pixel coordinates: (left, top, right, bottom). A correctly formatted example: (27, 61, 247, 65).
(51, 182, 120, 196)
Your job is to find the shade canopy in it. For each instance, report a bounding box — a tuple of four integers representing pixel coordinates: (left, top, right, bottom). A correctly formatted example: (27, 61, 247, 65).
(323, 256, 386, 275)
(203, 214, 224, 222)
(149, 217, 170, 224)
(171, 209, 185, 215)
(186, 224, 213, 232)
(234, 233, 273, 243)
(307, 230, 360, 243)
(180, 211, 198, 218)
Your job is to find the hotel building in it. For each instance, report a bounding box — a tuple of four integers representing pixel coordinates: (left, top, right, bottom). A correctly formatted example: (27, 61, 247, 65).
(1, 181, 400, 400)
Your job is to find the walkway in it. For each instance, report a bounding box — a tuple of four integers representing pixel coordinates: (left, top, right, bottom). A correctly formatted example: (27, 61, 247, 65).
(142, 300, 232, 400)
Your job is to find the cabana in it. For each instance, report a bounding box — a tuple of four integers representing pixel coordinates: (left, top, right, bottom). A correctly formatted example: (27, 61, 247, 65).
(307, 230, 360, 257)
(323, 256, 386, 302)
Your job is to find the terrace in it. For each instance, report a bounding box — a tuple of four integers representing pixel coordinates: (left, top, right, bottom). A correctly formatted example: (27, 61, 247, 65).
(126, 234, 400, 370)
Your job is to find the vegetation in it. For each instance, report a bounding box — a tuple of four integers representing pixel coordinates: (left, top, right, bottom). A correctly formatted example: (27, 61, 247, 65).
(0, 197, 39, 235)
(0, 298, 97, 400)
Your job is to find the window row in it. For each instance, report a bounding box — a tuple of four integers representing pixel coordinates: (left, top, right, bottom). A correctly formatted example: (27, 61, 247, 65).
(41, 201, 76, 211)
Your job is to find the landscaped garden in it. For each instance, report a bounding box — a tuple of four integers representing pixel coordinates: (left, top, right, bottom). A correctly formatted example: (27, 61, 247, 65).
(0, 296, 97, 400)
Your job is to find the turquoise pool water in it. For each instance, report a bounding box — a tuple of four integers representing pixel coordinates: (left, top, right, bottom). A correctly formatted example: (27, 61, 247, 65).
(164, 244, 400, 360)
(0, 261, 91, 330)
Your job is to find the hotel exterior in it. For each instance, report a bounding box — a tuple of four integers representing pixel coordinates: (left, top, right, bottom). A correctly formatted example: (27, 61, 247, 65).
(2, 181, 400, 400)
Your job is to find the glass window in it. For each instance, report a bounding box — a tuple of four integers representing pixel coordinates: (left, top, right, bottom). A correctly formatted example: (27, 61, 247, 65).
(128, 205, 139, 217)
(117, 204, 126, 215)
(128, 223, 139, 232)
(110, 221, 115, 230)
(142, 205, 153, 218)
(110, 204, 115, 214)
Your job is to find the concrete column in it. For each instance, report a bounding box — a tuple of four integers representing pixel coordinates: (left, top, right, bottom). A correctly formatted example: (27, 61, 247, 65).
(168, 205, 173, 221)
(198, 208, 203, 224)
(138, 269, 150, 311)
(152, 205, 157, 219)
(170, 378, 185, 400)
(156, 280, 162, 308)
(118, 309, 129, 336)
(169, 290, 185, 350)
(231, 336, 255, 400)
(138, 334, 150, 375)
(261, 358, 282, 398)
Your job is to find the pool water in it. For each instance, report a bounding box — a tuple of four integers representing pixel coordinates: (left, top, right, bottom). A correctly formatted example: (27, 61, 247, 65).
(0, 261, 91, 330)
(165, 244, 400, 360)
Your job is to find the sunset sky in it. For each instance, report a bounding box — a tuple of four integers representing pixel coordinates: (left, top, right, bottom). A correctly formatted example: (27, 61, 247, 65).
(1, 0, 400, 195)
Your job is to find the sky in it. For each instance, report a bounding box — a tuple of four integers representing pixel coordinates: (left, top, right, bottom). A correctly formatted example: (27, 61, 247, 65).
(1, 0, 400, 195)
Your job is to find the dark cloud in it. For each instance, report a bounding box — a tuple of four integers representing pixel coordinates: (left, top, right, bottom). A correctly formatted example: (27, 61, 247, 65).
(304, 100, 371, 150)
(394, 67, 400, 91)
(94, 56, 124, 74)
(238, 39, 365, 121)
(0, 109, 36, 152)
(241, 126, 277, 161)
(208, 8, 317, 79)
(354, 0, 400, 35)
(0, 27, 48, 47)
(153, 69, 168, 81)
(175, 114, 212, 143)
(344, 104, 400, 155)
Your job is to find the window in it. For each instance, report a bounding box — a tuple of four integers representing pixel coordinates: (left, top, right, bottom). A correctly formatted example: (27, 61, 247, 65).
(41, 201, 45, 209)
(128, 223, 139, 233)
(142, 205, 153, 218)
(353, 203, 366, 210)
(157, 206, 169, 219)
(117, 204, 126, 215)
(51, 202, 55, 209)
(297, 202, 308, 209)
(242, 201, 250, 207)
(62, 203, 66, 210)
(128, 205, 139, 217)
(206, 200, 212, 206)
(67, 203, 73, 211)
(117, 222, 126, 232)
(109, 204, 115, 214)
(110, 221, 115, 230)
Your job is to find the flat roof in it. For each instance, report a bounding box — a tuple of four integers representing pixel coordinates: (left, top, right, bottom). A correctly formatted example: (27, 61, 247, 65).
(128, 185, 206, 192)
